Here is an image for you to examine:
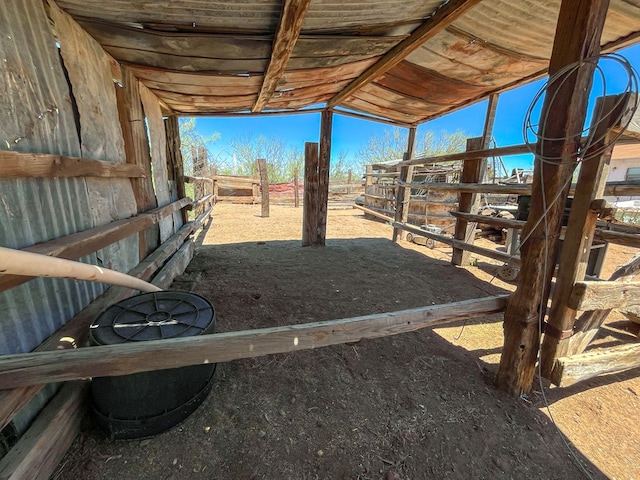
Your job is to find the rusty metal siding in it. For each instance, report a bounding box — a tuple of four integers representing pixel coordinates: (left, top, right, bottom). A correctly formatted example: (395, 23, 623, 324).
(0, 0, 116, 356)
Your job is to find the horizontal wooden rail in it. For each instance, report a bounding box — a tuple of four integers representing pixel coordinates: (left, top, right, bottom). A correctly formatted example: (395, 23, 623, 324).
(365, 172, 401, 178)
(568, 281, 640, 311)
(213, 175, 259, 183)
(397, 144, 529, 167)
(0, 223, 196, 430)
(393, 222, 521, 266)
(187, 193, 213, 211)
(353, 204, 394, 222)
(363, 193, 392, 201)
(184, 175, 213, 185)
(0, 198, 191, 292)
(450, 211, 525, 230)
(593, 229, 640, 248)
(0, 151, 146, 179)
(194, 205, 213, 230)
(0, 295, 508, 389)
(551, 343, 640, 386)
(397, 181, 640, 197)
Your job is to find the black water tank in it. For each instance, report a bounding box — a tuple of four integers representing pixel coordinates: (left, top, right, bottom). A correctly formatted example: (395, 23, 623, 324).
(89, 291, 216, 440)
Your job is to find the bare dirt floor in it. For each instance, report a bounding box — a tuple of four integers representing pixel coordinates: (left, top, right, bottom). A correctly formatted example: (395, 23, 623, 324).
(56, 204, 640, 480)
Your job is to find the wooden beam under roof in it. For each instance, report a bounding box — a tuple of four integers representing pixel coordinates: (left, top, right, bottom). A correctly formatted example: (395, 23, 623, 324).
(252, 0, 312, 113)
(326, 0, 482, 108)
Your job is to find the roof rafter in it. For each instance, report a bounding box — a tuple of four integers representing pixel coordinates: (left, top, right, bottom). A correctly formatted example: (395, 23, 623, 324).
(252, 0, 312, 113)
(326, 0, 482, 108)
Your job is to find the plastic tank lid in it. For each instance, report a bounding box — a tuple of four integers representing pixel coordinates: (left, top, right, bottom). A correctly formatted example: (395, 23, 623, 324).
(90, 291, 215, 346)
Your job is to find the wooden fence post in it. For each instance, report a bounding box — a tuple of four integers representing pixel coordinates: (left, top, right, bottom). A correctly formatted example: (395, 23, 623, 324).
(257, 158, 270, 218)
(318, 110, 333, 243)
(294, 166, 300, 208)
(164, 116, 188, 225)
(302, 142, 320, 246)
(347, 169, 352, 195)
(393, 127, 417, 241)
(540, 94, 633, 378)
(451, 137, 484, 265)
(495, 0, 610, 396)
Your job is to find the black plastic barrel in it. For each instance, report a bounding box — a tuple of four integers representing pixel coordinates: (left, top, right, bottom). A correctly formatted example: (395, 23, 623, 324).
(89, 291, 216, 440)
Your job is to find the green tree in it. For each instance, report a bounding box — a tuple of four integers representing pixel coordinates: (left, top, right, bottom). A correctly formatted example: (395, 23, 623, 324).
(226, 134, 302, 183)
(178, 118, 220, 176)
(355, 127, 467, 170)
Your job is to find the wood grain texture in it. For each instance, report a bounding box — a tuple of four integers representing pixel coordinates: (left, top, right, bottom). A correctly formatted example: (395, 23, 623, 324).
(552, 343, 640, 387)
(397, 144, 529, 166)
(140, 84, 174, 242)
(392, 126, 416, 242)
(496, 0, 610, 396)
(302, 142, 320, 246)
(0, 296, 508, 389)
(253, 0, 311, 112)
(327, 0, 483, 107)
(0, 382, 85, 480)
(541, 95, 630, 378)
(317, 110, 333, 244)
(0, 151, 145, 178)
(257, 158, 270, 217)
(568, 281, 640, 311)
(452, 137, 484, 266)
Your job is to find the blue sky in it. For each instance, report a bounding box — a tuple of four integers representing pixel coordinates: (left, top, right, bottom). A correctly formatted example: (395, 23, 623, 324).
(193, 44, 640, 173)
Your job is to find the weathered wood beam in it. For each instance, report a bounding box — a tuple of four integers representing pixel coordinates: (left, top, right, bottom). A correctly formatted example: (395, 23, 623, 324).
(0, 198, 190, 293)
(302, 142, 320, 246)
(186, 193, 214, 211)
(317, 110, 333, 244)
(397, 144, 529, 167)
(450, 211, 524, 230)
(354, 204, 394, 222)
(0, 296, 508, 389)
(116, 66, 159, 258)
(393, 127, 417, 242)
(327, 0, 482, 108)
(452, 137, 484, 266)
(0, 224, 195, 431)
(551, 343, 640, 387)
(565, 254, 640, 357)
(568, 281, 640, 311)
(257, 158, 270, 218)
(165, 115, 187, 224)
(594, 229, 640, 249)
(0, 150, 145, 179)
(496, 0, 610, 396)
(541, 94, 633, 378)
(393, 222, 520, 266)
(0, 383, 85, 480)
(184, 175, 214, 185)
(252, 0, 312, 112)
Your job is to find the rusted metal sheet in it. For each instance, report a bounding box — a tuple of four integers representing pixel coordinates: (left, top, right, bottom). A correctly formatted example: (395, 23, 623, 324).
(49, 1, 139, 275)
(0, 0, 102, 356)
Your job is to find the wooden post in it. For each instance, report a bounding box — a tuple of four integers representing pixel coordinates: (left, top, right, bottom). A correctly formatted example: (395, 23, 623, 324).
(347, 169, 352, 195)
(115, 66, 158, 258)
(495, 0, 610, 396)
(302, 142, 319, 246)
(257, 158, 270, 217)
(393, 127, 417, 241)
(294, 166, 300, 208)
(164, 116, 188, 224)
(317, 110, 333, 244)
(451, 137, 484, 265)
(540, 94, 633, 378)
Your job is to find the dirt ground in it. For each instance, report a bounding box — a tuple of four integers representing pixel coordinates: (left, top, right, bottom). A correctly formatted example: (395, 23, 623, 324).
(56, 204, 640, 480)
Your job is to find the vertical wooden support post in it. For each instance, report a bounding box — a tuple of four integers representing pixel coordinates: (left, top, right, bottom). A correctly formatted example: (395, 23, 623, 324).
(393, 127, 417, 241)
(540, 94, 633, 378)
(481, 94, 499, 150)
(347, 169, 352, 195)
(257, 158, 270, 218)
(495, 0, 610, 396)
(213, 178, 219, 204)
(451, 137, 484, 265)
(318, 110, 333, 244)
(294, 166, 300, 208)
(164, 116, 188, 224)
(115, 66, 158, 258)
(302, 142, 320, 246)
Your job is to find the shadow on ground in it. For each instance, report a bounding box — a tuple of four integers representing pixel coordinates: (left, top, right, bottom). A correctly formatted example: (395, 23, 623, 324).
(57, 237, 604, 480)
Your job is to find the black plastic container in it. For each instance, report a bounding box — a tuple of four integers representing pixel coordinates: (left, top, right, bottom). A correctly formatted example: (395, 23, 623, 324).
(89, 291, 216, 439)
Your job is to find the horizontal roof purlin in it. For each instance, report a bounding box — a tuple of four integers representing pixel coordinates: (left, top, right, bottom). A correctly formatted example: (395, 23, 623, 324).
(56, 0, 640, 124)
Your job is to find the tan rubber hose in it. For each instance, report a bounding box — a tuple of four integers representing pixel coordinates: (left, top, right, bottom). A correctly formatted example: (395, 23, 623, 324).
(0, 246, 161, 293)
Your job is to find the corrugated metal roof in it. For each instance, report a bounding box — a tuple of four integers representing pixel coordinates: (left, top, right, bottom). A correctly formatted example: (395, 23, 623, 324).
(50, 0, 640, 123)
